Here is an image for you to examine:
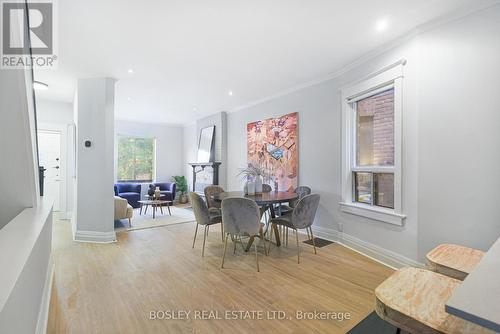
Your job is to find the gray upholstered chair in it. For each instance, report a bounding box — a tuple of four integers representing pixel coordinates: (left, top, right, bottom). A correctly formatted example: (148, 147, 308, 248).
(269, 194, 320, 263)
(279, 186, 313, 241)
(221, 197, 266, 272)
(189, 192, 223, 257)
(281, 186, 312, 214)
(262, 184, 272, 192)
(204, 185, 225, 216)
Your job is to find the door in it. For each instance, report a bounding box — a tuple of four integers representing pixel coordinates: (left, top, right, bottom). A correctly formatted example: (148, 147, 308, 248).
(38, 130, 62, 211)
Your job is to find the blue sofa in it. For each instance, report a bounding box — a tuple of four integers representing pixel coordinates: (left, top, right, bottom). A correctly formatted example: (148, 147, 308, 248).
(114, 183, 141, 208)
(149, 182, 176, 202)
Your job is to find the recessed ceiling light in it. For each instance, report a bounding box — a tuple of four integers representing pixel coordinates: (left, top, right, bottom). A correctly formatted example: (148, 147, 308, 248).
(33, 81, 48, 90)
(127, 69, 134, 74)
(228, 91, 233, 96)
(375, 19, 388, 32)
(127, 97, 132, 101)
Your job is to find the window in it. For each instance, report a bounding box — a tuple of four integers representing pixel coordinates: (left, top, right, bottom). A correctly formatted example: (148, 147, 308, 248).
(353, 88, 395, 209)
(117, 136, 155, 182)
(340, 60, 406, 225)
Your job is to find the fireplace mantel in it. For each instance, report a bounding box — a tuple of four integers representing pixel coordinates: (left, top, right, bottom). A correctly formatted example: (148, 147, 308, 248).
(188, 162, 222, 194)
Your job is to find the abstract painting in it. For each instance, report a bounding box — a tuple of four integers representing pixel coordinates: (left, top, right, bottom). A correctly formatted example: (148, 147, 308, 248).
(247, 112, 298, 192)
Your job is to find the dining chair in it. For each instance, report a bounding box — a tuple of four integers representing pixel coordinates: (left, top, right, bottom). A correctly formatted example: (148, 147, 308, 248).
(262, 184, 272, 192)
(189, 192, 223, 256)
(280, 186, 312, 214)
(268, 194, 320, 263)
(204, 185, 225, 215)
(279, 186, 312, 244)
(221, 197, 266, 272)
(259, 183, 273, 224)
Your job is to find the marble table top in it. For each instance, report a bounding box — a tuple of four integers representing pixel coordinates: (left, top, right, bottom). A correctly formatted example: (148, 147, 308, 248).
(445, 236, 500, 332)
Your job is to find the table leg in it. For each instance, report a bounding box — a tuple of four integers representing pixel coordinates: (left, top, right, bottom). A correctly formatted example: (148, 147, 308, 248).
(269, 205, 281, 246)
(167, 202, 172, 215)
(153, 205, 156, 219)
(145, 205, 148, 215)
(160, 205, 163, 215)
(245, 236, 255, 252)
(140, 204, 143, 215)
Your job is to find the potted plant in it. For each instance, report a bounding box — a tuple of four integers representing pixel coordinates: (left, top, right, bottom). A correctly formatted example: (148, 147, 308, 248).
(172, 175, 189, 204)
(237, 163, 270, 194)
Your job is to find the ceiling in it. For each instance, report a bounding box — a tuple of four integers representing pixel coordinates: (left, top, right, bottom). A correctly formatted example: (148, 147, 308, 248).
(34, 0, 496, 125)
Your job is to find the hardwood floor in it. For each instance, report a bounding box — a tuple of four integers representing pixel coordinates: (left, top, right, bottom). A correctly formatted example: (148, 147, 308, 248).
(47, 213, 393, 334)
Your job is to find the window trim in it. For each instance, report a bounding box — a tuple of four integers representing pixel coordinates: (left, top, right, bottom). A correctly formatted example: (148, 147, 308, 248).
(116, 134, 157, 183)
(340, 60, 406, 226)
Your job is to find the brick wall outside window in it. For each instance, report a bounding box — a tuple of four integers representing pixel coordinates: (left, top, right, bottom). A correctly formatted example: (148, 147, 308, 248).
(356, 88, 394, 166)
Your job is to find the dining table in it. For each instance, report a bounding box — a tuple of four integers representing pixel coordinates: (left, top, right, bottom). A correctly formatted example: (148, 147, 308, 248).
(212, 191, 299, 250)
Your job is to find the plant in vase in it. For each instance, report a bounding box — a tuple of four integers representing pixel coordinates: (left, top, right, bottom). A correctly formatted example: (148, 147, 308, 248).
(237, 163, 271, 194)
(172, 175, 188, 204)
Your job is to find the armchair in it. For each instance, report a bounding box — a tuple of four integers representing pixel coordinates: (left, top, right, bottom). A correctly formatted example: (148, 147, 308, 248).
(149, 182, 176, 202)
(114, 183, 142, 208)
(114, 196, 133, 227)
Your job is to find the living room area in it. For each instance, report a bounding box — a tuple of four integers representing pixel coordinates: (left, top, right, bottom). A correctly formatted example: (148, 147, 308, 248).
(2, 1, 500, 334)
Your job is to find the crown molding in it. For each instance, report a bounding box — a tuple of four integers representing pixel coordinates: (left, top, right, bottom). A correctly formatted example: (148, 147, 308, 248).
(227, 1, 499, 114)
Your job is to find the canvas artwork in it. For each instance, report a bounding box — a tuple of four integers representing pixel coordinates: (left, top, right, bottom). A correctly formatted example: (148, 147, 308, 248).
(247, 112, 298, 192)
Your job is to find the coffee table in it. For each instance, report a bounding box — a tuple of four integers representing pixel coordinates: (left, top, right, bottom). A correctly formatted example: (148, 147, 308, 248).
(138, 200, 171, 218)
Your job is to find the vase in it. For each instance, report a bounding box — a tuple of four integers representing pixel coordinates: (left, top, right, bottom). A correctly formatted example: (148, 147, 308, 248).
(255, 175, 263, 194)
(247, 181, 256, 195)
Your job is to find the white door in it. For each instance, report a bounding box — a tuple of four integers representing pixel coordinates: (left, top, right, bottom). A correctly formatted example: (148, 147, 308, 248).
(38, 130, 62, 211)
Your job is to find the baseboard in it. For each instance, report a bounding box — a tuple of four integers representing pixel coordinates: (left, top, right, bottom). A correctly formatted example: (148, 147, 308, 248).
(310, 225, 423, 269)
(74, 230, 117, 243)
(35, 253, 54, 334)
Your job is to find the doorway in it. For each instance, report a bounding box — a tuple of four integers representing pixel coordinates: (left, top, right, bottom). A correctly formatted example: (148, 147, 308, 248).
(38, 129, 64, 212)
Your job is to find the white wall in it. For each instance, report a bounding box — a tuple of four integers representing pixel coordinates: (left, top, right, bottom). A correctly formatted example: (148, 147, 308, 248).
(115, 120, 184, 196)
(183, 122, 198, 191)
(182, 113, 228, 193)
(36, 99, 73, 124)
(36, 99, 75, 218)
(0, 68, 39, 229)
(416, 6, 500, 257)
(0, 16, 52, 333)
(74, 78, 116, 242)
(196, 112, 228, 189)
(190, 5, 500, 264)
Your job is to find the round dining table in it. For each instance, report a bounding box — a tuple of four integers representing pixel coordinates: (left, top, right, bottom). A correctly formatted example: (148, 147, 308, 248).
(213, 191, 298, 249)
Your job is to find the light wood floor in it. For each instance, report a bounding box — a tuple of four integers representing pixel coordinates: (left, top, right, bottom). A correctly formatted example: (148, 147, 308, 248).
(47, 213, 393, 334)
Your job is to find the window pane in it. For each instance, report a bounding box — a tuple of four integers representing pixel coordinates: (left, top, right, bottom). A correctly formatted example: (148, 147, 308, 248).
(117, 137, 154, 181)
(354, 172, 372, 204)
(374, 173, 394, 209)
(356, 88, 394, 166)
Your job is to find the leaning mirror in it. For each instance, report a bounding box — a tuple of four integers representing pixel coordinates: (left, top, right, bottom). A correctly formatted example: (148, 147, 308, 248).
(197, 126, 215, 162)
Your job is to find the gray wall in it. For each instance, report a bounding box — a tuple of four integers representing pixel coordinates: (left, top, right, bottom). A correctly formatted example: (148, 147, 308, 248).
(226, 38, 420, 262)
(187, 5, 500, 263)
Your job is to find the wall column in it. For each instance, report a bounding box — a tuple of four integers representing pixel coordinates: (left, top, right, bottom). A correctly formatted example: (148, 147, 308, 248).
(74, 78, 116, 242)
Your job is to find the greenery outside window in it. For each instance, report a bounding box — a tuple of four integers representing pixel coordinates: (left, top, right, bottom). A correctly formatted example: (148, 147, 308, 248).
(117, 136, 155, 182)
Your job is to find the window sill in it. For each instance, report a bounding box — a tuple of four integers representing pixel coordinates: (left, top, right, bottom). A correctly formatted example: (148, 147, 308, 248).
(339, 202, 406, 226)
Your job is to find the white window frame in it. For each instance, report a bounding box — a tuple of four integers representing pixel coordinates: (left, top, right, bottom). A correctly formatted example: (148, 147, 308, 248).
(340, 60, 407, 226)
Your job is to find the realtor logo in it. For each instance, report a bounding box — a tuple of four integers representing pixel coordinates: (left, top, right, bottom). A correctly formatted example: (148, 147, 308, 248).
(1, 0, 57, 68)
